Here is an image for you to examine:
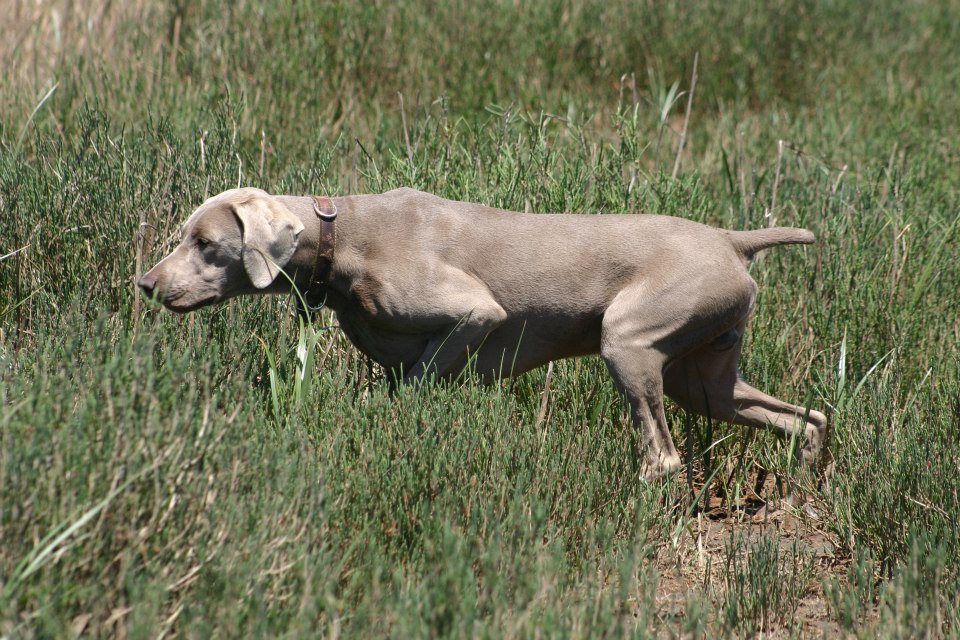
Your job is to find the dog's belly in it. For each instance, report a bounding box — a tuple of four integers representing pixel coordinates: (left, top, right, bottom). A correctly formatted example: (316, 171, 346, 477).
(335, 303, 601, 379)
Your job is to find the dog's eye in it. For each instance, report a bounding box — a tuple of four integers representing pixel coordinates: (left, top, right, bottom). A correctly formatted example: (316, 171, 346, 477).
(196, 237, 212, 249)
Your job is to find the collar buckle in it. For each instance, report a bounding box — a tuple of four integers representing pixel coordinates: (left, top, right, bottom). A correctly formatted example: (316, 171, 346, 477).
(313, 197, 338, 221)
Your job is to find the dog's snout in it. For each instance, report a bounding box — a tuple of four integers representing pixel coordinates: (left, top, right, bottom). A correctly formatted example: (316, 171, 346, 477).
(138, 272, 158, 298)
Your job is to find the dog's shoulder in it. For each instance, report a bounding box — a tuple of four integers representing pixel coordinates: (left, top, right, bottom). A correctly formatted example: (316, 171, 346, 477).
(377, 187, 504, 220)
(380, 186, 434, 201)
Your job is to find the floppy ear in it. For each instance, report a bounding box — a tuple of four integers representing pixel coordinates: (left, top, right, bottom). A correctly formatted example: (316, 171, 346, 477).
(231, 193, 305, 289)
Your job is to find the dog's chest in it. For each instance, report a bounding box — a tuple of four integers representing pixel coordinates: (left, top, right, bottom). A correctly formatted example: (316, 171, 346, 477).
(331, 305, 427, 372)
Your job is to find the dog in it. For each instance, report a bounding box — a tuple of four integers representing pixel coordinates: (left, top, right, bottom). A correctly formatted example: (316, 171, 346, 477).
(139, 186, 827, 479)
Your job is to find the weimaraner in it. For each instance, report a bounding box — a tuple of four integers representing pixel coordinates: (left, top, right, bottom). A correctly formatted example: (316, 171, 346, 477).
(139, 187, 827, 479)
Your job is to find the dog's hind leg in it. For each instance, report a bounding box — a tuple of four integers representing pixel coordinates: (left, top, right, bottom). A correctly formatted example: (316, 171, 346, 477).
(599, 285, 698, 481)
(600, 272, 762, 481)
(663, 323, 828, 470)
(601, 345, 681, 480)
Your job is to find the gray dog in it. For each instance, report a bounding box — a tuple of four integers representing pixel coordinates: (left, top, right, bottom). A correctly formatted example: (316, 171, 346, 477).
(139, 187, 826, 479)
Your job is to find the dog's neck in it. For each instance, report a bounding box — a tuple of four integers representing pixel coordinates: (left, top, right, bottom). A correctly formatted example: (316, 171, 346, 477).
(275, 195, 342, 304)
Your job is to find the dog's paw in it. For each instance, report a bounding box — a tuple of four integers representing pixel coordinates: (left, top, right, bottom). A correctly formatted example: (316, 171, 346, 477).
(640, 454, 682, 482)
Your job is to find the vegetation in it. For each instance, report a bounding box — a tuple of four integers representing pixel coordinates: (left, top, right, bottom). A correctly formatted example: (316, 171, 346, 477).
(2, 0, 959, 636)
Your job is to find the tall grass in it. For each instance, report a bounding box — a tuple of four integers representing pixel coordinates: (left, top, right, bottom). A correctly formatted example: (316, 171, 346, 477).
(2, 0, 960, 636)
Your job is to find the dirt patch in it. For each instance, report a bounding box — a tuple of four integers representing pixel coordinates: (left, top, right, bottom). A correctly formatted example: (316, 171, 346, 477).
(650, 470, 850, 637)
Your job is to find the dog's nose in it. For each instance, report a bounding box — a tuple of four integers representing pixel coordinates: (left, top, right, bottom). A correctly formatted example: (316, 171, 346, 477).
(138, 273, 158, 298)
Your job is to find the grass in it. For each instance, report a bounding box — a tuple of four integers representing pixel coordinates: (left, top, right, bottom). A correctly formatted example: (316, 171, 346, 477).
(2, 0, 960, 636)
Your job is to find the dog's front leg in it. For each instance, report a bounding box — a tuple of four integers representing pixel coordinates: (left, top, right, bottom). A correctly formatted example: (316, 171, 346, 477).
(392, 273, 504, 385)
(403, 301, 507, 384)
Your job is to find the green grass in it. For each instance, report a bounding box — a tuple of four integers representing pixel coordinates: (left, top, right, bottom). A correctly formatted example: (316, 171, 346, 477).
(2, 0, 960, 636)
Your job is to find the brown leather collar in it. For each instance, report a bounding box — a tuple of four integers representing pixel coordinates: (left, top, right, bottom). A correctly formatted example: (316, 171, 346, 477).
(302, 195, 337, 308)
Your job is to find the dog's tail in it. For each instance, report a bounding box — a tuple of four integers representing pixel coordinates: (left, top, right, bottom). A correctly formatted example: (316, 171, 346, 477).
(725, 227, 816, 259)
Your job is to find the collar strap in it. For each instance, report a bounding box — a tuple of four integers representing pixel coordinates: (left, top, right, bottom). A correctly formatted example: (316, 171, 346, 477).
(306, 195, 337, 299)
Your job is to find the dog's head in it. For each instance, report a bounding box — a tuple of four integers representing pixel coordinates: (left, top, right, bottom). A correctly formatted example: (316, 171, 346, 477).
(138, 187, 304, 312)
